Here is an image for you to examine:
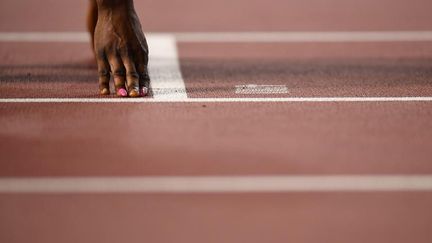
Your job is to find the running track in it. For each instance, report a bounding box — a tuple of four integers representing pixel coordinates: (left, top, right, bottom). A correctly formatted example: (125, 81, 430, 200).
(1, 0, 432, 242)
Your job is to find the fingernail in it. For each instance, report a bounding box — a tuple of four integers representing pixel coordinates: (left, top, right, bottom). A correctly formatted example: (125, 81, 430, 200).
(117, 88, 127, 97)
(100, 88, 110, 95)
(140, 87, 149, 96)
(128, 89, 140, 97)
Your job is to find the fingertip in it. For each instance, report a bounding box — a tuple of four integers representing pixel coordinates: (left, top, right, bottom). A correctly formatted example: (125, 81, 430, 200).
(117, 88, 128, 97)
(140, 87, 149, 96)
(128, 88, 140, 97)
(100, 88, 110, 95)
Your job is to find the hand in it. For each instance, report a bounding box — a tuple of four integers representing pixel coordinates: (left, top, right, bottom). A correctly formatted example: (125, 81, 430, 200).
(94, 2, 149, 97)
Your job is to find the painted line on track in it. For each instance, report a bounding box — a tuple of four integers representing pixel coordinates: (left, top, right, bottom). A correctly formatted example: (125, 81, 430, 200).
(235, 84, 289, 94)
(175, 31, 432, 42)
(1, 31, 432, 43)
(1, 176, 432, 193)
(146, 34, 187, 100)
(1, 97, 432, 103)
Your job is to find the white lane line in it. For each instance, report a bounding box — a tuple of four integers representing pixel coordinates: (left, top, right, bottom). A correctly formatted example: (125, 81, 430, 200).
(1, 97, 432, 103)
(175, 31, 432, 42)
(1, 176, 432, 193)
(0, 32, 90, 42)
(146, 34, 187, 100)
(1, 31, 432, 43)
(235, 84, 289, 94)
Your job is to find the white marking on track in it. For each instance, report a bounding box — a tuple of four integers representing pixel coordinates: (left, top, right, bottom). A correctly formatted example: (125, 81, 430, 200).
(0, 32, 90, 42)
(174, 31, 432, 42)
(1, 176, 432, 193)
(1, 97, 432, 103)
(235, 84, 289, 94)
(146, 34, 187, 100)
(1, 31, 432, 42)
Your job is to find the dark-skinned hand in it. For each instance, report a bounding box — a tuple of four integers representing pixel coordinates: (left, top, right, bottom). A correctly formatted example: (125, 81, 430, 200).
(94, 0, 149, 97)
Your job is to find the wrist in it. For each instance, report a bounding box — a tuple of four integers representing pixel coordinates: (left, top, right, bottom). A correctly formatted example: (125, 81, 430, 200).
(96, 0, 134, 11)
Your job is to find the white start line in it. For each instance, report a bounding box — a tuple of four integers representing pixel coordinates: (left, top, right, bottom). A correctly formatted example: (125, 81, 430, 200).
(146, 34, 187, 100)
(1, 176, 432, 193)
(1, 32, 432, 103)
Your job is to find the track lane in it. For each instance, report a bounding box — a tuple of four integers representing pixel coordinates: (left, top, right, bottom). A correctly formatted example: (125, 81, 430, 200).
(1, 102, 431, 176)
(1, 193, 432, 243)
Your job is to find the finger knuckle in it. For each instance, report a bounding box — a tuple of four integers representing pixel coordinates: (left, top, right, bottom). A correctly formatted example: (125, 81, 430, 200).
(112, 68, 125, 77)
(96, 49, 106, 59)
(98, 69, 110, 77)
(127, 70, 139, 79)
(142, 75, 150, 82)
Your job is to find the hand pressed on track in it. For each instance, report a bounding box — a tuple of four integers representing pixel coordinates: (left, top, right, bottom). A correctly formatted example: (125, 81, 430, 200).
(94, 3, 149, 97)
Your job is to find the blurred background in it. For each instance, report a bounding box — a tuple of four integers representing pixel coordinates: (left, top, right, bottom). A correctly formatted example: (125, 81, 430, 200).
(1, 0, 431, 32)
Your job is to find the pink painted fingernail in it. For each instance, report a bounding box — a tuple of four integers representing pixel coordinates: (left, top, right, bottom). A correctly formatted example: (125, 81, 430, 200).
(117, 88, 127, 97)
(140, 87, 149, 96)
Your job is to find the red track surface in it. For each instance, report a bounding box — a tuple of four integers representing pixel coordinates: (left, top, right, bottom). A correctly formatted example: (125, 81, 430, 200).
(2, 193, 432, 243)
(1, 0, 432, 31)
(1, 102, 432, 176)
(1, 0, 432, 242)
